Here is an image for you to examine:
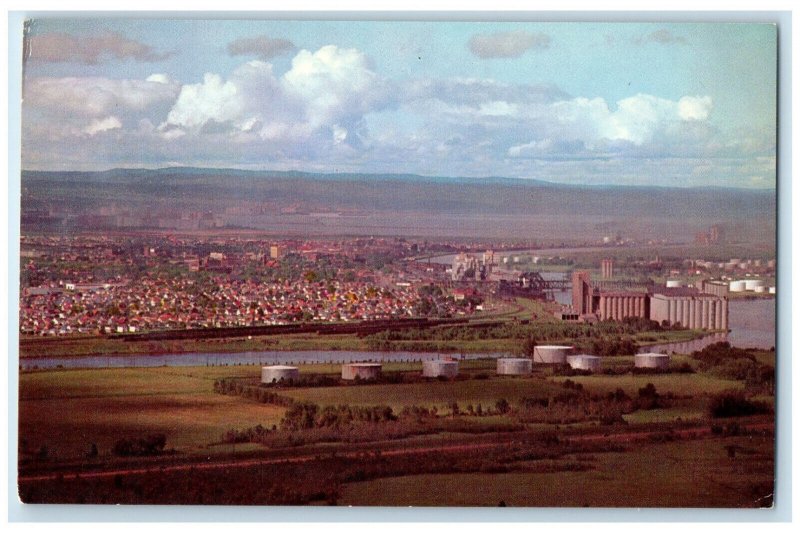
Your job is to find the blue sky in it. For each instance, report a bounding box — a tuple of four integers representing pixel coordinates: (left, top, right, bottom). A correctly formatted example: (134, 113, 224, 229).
(21, 18, 776, 188)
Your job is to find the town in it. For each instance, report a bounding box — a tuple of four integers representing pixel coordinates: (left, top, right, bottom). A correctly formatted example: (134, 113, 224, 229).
(19, 232, 775, 339)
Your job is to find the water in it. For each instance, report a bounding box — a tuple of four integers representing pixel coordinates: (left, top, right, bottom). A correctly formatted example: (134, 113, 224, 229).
(19, 350, 505, 371)
(642, 298, 775, 354)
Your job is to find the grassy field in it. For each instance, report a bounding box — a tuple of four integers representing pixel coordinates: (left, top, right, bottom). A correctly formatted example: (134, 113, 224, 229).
(548, 373, 744, 396)
(18, 366, 285, 460)
(282, 375, 567, 411)
(338, 434, 775, 507)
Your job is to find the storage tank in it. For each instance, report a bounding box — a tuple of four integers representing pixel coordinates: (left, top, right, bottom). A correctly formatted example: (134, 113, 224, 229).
(634, 353, 670, 369)
(566, 355, 601, 372)
(754, 285, 767, 294)
(341, 363, 382, 381)
(496, 358, 532, 375)
(744, 279, 765, 291)
(729, 280, 746, 292)
(261, 365, 300, 384)
(533, 345, 573, 364)
(769, 286, 776, 295)
(422, 360, 459, 378)
(666, 280, 682, 288)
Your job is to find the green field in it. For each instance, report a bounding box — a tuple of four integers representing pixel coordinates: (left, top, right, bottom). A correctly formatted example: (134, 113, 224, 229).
(548, 373, 744, 396)
(338, 435, 775, 507)
(282, 376, 566, 411)
(19, 366, 284, 459)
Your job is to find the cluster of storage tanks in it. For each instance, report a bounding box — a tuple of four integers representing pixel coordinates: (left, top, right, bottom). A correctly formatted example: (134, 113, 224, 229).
(261, 348, 674, 384)
(729, 279, 773, 293)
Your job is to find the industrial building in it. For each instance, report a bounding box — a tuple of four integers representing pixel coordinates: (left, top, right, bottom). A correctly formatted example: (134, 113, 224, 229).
(649, 288, 728, 330)
(572, 271, 728, 331)
(595, 291, 649, 321)
(696, 279, 729, 298)
(601, 259, 614, 279)
(451, 252, 490, 281)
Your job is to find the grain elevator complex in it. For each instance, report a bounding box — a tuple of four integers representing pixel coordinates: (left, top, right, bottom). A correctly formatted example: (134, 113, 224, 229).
(572, 271, 728, 330)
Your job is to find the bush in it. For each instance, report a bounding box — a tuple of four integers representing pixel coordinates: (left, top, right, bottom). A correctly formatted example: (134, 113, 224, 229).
(112, 433, 167, 457)
(708, 392, 772, 418)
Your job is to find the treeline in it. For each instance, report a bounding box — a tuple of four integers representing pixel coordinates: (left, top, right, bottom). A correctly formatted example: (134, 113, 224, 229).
(220, 400, 527, 448)
(213, 378, 295, 406)
(365, 317, 672, 355)
(513, 379, 670, 425)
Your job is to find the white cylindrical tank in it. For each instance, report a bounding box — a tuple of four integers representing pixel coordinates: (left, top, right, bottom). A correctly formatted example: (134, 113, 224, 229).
(729, 280, 746, 292)
(261, 365, 300, 384)
(341, 363, 382, 381)
(744, 279, 765, 291)
(769, 286, 776, 294)
(422, 360, 459, 378)
(754, 285, 767, 293)
(496, 358, 532, 375)
(666, 280, 682, 288)
(566, 355, 601, 372)
(634, 353, 670, 369)
(533, 345, 573, 364)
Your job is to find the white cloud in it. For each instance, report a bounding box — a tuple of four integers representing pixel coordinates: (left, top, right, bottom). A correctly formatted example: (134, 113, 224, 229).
(146, 73, 172, 84)
(551, 93, 714, 145)
(332, 125, 348, 144)
(478, 101, 518, 117)
(678, 96, 713, 121)
(158, 46, 391, 149)
(84, 116, 122, 136)
(164, 72, 243, 130)
(24, 76, 180, 117)
(282, 45, 391, 130)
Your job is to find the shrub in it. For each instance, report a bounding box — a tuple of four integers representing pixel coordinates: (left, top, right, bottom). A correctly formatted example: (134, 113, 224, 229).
(708, 392, 772, 418)
(112, 433, 167, 457)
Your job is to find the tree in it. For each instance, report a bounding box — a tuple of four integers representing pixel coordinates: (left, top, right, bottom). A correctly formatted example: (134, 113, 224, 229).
(520, 337, 538, 358)
(495, 398, 510, 414)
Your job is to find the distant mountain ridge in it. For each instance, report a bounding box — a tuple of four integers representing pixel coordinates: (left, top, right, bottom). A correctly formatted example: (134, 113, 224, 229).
(21, 166, 775, 193)
(21, 167, 776, 224)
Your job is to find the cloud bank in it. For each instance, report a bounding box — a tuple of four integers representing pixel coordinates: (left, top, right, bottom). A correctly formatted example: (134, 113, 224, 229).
(21, 43, 774, 188)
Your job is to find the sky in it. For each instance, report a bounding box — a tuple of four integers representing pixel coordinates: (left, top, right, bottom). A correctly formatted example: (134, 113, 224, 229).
(19, 18, 777, 188)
